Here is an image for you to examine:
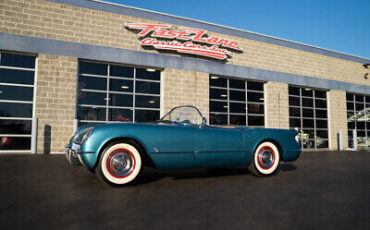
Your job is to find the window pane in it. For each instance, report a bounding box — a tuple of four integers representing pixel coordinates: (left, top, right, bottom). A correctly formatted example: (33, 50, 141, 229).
(356, 103, 364, 111)
(0, 53, 35, 68)
(289, 107, 300, 117)
(301, 88, 313, 97)
(346, 102, 354, 110)
(135, 110, 159, 122)
(366, 96, 370, 103)
(247, 81, 263, 91)
(230, 102, 245, 113)
(210, 88, 227, 100)
(79, 62, 107, 75)
(0, 69, 35, 85)
(302, 108, 314, 118)
(78, 91, 106, 105)
(210, 101, 227, 112)
(78, 76, 107, 91)
(0, 137, 31, 150)
(303, 119, 314, 128)
(0, 119, 32, 134)
(316, 139, 328, 149)
(135, 81, 160, 94)
(289, 96, 300, 106)
(315, 99, 327, 109)
(210, 76, 227, 87)
(230, 115, 246, 125)
(0, 85, 33, 101)
(355, 95, 364, 102)
(347, 121, 355, 129)
(110, 79, 133, 93)
(248, 116, 264, 126)
(248, 104, 264, 114)
(77, 106, 106, 121)
(346, 94, 354, 101)
(230, 90, 245, 101)
(316, 130, 328, 138)
(356, 122, 365, 130)
(315, 90, 326, 99)
(0, 102, 32, 118)
(110, 93, 133, 107)
(316, 120, 328, 128)
(110, 65, 133, 78)
(210, 114, 227, 125)
(108, 108, 132, 122)
(135, 95, 159, 108)
(302, 98, 313, 107)
(247, 92, 264, 103)
(229, 79, 245, 89)
(136, 68, 160, 80)
(289, 87, 300, 96)
(289, 118, 301, 128)
(316, 109, 327, 118)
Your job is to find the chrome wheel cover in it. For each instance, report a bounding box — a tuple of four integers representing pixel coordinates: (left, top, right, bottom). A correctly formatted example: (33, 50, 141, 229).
(257, 146, 275, 169)
(106, 149, 136, 178)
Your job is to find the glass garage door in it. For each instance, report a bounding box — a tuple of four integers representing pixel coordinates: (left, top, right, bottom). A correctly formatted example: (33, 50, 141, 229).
(0, 52, 36, 152)
(77, 60, 161, 127)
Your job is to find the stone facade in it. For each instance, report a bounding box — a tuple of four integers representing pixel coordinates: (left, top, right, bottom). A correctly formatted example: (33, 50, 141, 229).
(162, 69, 209, 121)
(327, 90, 348, 150)
(264, 82, 289, 129)
(35, 54, 77, 153)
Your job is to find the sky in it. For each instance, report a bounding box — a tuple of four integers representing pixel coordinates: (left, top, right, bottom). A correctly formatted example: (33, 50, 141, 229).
(102, 0, 370, 59)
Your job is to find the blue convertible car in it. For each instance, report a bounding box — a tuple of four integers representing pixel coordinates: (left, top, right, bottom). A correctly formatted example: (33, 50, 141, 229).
(66, 105, 301, 185)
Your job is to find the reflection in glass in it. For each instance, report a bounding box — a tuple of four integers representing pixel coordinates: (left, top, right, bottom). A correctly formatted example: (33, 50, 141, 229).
(79, 62, 107, 75)
(135, 81, 160, 94)
(230, 102, 245, 113)
(248, 116, 264, 126)
(79, 76, 107, 91)
(110, 65, 134, 78)
(110, 94, 133, 107)
(109, 108, 132, 122)
(135, 95, 159, 108)
(0, 102, 32, 118)
(0, 85, 33, 101)
(77, 106, 106, 121)
(210, 114, 227, 125)
(0, 137, 31, 150)
(135, 110, 159, 122)
(0, 69, 35, 85)
(0, 119, 32, 134)
(230, 115, 246, 125)
(0, 53, 35, 68)
(78, 91, 106, 105)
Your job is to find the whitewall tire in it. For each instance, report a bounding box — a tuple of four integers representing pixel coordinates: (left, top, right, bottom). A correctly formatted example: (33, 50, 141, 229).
(96, 142, 142, 185)
(249, 141, 280, 176)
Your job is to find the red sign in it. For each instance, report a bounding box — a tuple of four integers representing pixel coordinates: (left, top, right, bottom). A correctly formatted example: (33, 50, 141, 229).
(125, 23, 243, 60)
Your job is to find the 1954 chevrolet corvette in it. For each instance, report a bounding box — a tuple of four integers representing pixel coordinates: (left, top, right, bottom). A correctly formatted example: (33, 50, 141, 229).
(66, 105, 301, 185)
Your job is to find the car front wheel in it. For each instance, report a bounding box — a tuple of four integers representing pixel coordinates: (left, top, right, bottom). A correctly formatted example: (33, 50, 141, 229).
(96, 141, 143, 185)
(249, 141, 280, 176)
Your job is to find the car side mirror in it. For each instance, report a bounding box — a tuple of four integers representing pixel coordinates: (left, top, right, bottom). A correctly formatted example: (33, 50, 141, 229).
(201, 117, 207, 126)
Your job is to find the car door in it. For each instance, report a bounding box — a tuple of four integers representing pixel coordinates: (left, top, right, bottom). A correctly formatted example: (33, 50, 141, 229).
(194, 126, 245, 167)
(144, 124, 197, 170)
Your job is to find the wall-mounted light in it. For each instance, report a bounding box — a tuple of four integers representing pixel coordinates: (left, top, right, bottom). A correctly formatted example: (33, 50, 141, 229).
(146, 68, 156, 72)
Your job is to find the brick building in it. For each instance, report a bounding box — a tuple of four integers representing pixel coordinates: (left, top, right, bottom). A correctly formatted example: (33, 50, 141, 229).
(0, 0, 369, 153)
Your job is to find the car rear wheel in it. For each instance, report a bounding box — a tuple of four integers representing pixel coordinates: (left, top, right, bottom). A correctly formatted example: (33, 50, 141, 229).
(96, 141, 143, 185)
(249, 141, 280, 176)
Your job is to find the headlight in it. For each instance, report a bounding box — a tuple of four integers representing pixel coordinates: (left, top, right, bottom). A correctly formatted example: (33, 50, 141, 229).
(74, 127, 93, 145)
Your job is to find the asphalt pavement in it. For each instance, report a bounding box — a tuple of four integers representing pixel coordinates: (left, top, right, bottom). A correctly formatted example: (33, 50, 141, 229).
(0, 151, 369, 230)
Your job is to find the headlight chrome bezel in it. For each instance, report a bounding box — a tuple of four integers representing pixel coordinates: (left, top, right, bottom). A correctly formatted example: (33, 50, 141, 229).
(74, 127, 93, 145)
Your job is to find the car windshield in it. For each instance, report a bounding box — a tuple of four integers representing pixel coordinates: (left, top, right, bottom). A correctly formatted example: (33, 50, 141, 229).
(160, 106, 203, 125)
